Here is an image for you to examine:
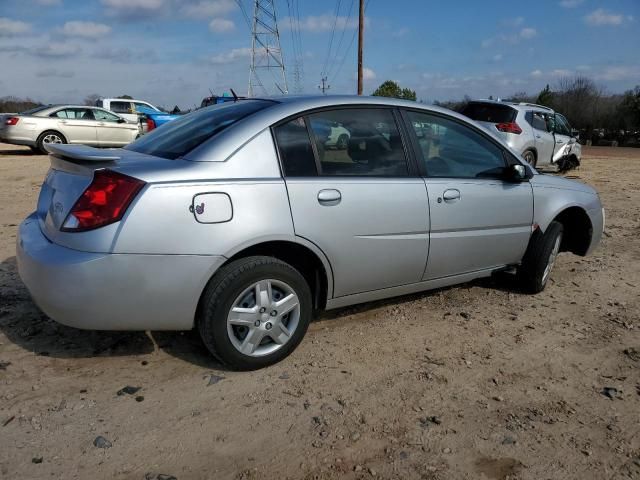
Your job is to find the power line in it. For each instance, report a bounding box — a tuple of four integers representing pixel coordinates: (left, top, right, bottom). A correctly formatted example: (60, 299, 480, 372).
(326, 0, 354, 79)
(330, 0, 370, 87)
(321, 0, 342, 77)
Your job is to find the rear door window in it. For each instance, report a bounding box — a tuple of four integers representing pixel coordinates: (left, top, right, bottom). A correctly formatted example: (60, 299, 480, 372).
(528, 112, 548, 131)
(52, 108, 96, 120)
(273, 117, 317, 176)
(126, 100, 274, 160)
(461, 103, 516, 124)
(307, 108, 409, 176)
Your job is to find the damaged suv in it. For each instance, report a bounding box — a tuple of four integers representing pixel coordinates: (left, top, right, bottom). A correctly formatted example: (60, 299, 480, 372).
(462, 100, 581, 171)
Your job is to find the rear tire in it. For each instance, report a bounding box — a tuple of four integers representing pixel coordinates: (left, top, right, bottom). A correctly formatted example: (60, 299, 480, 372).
(197, 256, 312, 371)
(522, 149, 537, 168)
(518, 221, 564, 293)
(36, 130, 66, 154)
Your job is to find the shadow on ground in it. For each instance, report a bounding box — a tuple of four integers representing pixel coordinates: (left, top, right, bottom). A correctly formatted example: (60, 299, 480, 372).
(0, 147, 37, 156)
(1, 255, 522, 369)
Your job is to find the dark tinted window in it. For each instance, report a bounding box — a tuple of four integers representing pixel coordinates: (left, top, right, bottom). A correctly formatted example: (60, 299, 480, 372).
(126, 100, 273, 160)
(461, 102, 516, 123)
(554, 114, 571, 136)
(273, 117, 317, 176)
(20, 105, 49, 115)
(307, 108, 408, 176)
(407, 110, 506, 178)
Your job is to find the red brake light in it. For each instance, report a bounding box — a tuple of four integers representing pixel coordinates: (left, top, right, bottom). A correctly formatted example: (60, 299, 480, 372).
(495, 122, 522, 134)
(5, 117, 19, 126)
(62, 170, 145, 232)
(146, 117, 156, 131)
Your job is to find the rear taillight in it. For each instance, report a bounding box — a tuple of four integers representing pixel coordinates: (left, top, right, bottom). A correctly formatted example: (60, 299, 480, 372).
(146, 117, 156, 131)
(61, 169, 145, 232)
(495, 122, 522, 134)
(5, 117, 19, 126)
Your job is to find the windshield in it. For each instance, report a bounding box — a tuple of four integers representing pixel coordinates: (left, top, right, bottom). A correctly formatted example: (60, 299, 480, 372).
(125, 100, 275, 160)
(461, 103, 517, 124)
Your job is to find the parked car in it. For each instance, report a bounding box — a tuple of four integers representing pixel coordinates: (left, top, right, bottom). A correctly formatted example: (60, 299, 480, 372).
(17, 96, 604, 370)
(461, 100, 581, 171)
(0, 104, 140, 153)
(96, 98, 179, 133)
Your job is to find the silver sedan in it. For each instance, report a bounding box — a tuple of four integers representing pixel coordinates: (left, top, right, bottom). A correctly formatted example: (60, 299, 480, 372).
(16, 95, 604, 370)
(0, 104, 140, 153)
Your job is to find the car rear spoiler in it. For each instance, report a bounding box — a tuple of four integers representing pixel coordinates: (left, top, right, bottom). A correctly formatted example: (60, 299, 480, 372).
(45, 144, 121, 163)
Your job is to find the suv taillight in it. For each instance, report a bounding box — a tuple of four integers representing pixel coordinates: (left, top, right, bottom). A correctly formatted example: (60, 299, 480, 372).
(495, 122, 522, 134)
(5, 117, 19, 126)
(146, 117, 156, 131)
(61, 170, 145, 232)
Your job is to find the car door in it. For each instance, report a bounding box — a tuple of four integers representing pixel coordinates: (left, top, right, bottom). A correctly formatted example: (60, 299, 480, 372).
(92, 108, 136, 146)
(50, 108, 98, 145)
(552, 114, 573, 161)
(527, 111, 554, 165)
(402, 109, 533, 280)
(273, 108, 429, 298)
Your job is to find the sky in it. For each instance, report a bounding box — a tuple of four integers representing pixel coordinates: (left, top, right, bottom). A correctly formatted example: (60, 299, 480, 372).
(0, 0, 638, 108)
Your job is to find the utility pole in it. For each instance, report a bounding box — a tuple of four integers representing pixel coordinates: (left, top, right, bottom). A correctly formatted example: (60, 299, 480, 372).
(357, 0, 364, 95)
(248, 0, 288, 97)
(318, 76, 330, 95)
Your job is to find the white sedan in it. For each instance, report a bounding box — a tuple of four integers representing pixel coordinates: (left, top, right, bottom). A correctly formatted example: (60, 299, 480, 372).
(0, 105, 140, 153)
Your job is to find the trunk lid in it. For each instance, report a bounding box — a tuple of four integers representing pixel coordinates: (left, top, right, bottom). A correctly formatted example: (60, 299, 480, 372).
(36, 144, 175, 251)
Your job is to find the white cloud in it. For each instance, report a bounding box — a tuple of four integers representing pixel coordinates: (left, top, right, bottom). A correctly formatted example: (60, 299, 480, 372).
(594, 65, 640, 82)
(182, 0, 235, 18)
(101, 0, 165, 18)
(209, 17, 235, 33)
(502, 17, 524, 27)
(208, 47, 251, 64)
(559, 0, 584, 7)
(584, 9, 629, 26)
(0, 17, 32, 37)
(519, 27, 537, 39)
(36, 42, 82, 57)
(530, 69, 543, 77)
(362, 67, 376, 81)
(59, 21, 112, 38)
(492, 54, 503, 62)
(36, 67, 74, 78)
(282, 14, 366, 33)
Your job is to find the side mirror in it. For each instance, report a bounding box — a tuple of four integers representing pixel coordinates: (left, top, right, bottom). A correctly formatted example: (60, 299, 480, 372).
(506, 164, 528, 181)
(117, 118, 126, 123)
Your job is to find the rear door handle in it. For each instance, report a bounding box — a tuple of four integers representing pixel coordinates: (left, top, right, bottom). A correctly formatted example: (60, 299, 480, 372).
(442, 189, 461, 202)
(317, 189, 341, 206)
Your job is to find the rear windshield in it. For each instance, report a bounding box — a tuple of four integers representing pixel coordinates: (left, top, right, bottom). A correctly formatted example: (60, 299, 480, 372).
(461, 103, 516, 124)
(125, 100, 275, 159)
(20, 105, 50, 115)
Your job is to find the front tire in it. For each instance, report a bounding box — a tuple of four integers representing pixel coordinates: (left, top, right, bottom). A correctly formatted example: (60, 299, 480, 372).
(518, 221, 564, 293)
(197, 256, 312, 370)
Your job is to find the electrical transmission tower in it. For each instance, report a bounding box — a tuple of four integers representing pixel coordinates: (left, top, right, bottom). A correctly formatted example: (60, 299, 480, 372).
(248, 0, 288, 97)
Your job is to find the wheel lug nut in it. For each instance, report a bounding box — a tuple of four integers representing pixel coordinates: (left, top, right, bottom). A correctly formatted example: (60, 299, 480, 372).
(265, 322, 272, 330)
(254, 320, 260, 327)
(270, 310, 277, 317)
(259, 307, 266, 313)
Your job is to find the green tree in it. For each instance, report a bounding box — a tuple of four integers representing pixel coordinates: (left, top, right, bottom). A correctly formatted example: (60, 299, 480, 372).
(372, 80, 416, 101)
(619, 86, 640, 130)
(536, 84, 553, 106)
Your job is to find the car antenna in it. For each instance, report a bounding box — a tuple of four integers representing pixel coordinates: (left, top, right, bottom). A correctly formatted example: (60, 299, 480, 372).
(230, 88, 239, 102)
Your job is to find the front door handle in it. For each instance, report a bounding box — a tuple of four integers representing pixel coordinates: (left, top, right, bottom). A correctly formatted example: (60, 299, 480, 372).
(317, 189, 341, 206)
(442, 189, 461, 202)
(556, 139, 564, 144)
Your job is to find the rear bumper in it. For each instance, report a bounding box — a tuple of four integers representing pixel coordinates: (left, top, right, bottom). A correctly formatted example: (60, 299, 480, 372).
(16, 213, 225, 330)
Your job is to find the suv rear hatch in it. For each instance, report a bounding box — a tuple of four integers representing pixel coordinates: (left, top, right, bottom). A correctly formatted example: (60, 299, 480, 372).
(461, 102, 518, 139)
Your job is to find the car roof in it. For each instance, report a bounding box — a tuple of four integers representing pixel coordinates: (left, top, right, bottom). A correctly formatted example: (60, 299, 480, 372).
(28, 105, 123, 117)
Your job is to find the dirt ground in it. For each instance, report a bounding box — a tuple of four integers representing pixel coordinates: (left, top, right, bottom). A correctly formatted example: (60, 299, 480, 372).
(0, 143, 639, 480)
